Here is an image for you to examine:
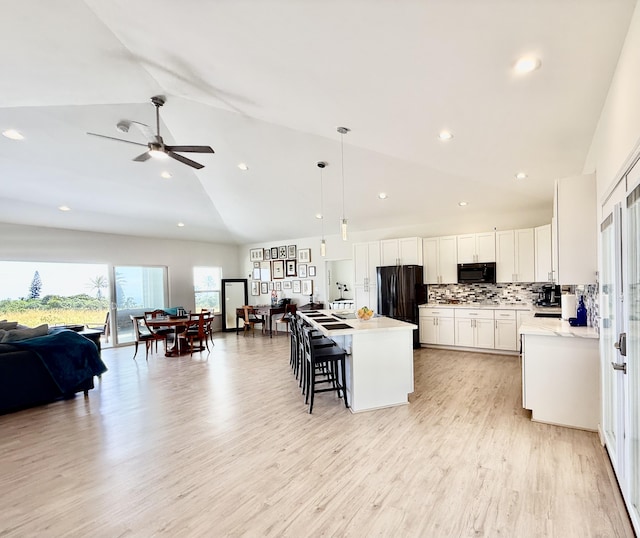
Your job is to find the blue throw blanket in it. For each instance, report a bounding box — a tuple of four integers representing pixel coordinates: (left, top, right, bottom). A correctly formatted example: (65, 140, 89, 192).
(10, 330, 107, 393)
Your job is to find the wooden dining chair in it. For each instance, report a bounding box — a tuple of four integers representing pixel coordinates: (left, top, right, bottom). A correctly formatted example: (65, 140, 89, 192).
(130, 315, 166, 360)
(178, 312, 210, 356)
(242, 306, 264, 337)
(275, 304, 297, 335)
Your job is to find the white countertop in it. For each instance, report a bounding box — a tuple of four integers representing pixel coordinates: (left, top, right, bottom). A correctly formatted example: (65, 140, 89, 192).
(519, 316, 599, 339)
(299, 310, 416, 337)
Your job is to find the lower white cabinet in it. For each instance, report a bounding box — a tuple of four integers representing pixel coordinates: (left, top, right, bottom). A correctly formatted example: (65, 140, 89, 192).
(419, 308, 454, 345)
(454, 309, 495, 348)
(494, 310, 517, 351)
(355, 286, 377, 312)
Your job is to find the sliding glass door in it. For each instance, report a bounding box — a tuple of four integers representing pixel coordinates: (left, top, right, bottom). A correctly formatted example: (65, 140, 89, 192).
(111, 266, 167, 345)
(625, 181, 640, 529)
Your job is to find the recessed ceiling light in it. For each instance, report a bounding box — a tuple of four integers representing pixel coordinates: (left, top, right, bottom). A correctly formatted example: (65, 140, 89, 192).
(2, 129, 24, 140)
(438, 130, 453, 141)
(458, 201, 468, 207)
(378, 193, 388, 199)
(238, 163, 249, 171)
(58, 205, 71, 212)
(177, 222, 185, 227)
(160, 171, 172, 179)
(515, 172, 528, 180)
(315, 213, 323, 220)
(514, 56, 541, 74)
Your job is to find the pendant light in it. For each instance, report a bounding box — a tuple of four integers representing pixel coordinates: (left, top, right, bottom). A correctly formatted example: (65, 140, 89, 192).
(317, 161, 327, 257)
(337, 126, 350, 241)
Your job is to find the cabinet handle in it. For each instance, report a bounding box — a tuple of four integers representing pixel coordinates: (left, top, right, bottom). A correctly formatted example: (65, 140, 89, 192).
(495, 320, 498, 330)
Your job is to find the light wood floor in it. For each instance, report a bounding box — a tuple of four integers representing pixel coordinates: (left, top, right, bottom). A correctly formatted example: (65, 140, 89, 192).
(0, 333, 633, 537)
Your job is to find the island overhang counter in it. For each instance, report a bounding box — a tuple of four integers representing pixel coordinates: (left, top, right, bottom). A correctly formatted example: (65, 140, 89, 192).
(298, 310, 416, 413)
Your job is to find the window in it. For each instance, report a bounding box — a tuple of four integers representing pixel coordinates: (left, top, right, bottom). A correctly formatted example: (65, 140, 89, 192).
(0, 261, 109, 330)
(194, 267, 222, 313)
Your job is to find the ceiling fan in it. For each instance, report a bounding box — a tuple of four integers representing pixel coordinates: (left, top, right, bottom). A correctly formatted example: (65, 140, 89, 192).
(87, 95, 214, 170)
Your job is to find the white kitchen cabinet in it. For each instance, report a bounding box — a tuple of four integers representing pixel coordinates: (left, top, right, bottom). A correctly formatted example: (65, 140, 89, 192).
(380, 237, 423, 266)
(457, 232, 495, 263)
(553, 174, 597, 284)
(353, 241, 380, 310)
(534, 224, 553, 282)
(454, 308, 495, 348)
(423, 236, 457, 284)
(494, 310, 517, 351)
(521, 330, 599, 430)
(496, 228, 534, 283)
(419, 307, 454, 345)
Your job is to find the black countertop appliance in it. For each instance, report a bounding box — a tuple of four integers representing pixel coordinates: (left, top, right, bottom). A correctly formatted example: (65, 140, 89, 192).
(376, 265, 426, 348)
(536, 284, 561, 307)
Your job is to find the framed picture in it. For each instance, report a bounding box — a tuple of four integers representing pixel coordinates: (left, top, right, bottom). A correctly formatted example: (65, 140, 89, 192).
(269, 281, 275, 291)
(298, 248, 311, 263)
(252, 268, 261, 280)
(272, 259, 285, 279)
(260, 261, 271, 281)
(278, 246, 287, 259)
(285, 259, 297, 277)
(298, 264, 307, 278)
(250, 248, 263, 262)
(251, 281, 260, 296)
(275, 281, 282, 291)
(287, 245, 297, 259)
(253, 261, 260, 268)
(292, 280, 301, 293)
(270, 247, 278, 259)
(309, 265, 316, 277)
(302, 279, 313, 296)
(260, 282, 269, 294)
(264, 248, 271, 261)
(282, 280, 292, 290)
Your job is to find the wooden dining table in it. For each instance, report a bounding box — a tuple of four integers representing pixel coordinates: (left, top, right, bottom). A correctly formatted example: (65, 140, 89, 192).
(146, 316, 198, 356)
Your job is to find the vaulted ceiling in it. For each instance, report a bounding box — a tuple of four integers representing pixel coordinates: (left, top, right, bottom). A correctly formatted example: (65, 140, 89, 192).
(0, 1, 636, 244)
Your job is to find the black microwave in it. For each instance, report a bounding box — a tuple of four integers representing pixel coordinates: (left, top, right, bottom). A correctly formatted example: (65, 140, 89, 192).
(457, 262, 496, 284)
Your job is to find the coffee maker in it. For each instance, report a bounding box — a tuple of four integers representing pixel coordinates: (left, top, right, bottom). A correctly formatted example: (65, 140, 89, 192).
(536, 284, 561, 307)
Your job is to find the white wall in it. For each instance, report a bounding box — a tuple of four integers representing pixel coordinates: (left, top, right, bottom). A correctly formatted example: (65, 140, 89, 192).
(0, 223, 242, 329)
(586, 2, 640, 203)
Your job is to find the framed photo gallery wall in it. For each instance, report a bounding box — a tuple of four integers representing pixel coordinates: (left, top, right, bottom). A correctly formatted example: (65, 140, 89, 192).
(248, 244, 316, 296)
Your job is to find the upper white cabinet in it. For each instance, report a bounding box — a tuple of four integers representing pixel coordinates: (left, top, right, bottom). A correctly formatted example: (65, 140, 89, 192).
(423, 236, 457, 284)
(353, 241, 381, 310)
(553, 174, 597, 284)
(457, 232, 496, 263)
(354, 241, 380, 286)
(495, 228, 534, 283)
(380, 237, 423, 266)
(534, 224, 553, 282)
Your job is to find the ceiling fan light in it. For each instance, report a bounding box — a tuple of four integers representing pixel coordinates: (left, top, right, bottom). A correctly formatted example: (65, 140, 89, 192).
(149, 149, 168, 159)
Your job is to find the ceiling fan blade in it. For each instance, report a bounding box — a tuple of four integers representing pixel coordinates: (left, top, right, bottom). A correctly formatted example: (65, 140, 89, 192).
(87, 132, 148, 147)
(133, 151, 152, 162)
(167, 151, 204, 170)
(165, 145, 215, 154)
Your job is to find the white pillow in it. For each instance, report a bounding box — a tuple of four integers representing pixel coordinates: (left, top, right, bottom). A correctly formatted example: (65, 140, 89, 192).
(1, 324, 49, 343)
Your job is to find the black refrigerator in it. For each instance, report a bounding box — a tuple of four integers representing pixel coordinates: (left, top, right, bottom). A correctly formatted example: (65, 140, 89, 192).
(376, 265, 427, 348)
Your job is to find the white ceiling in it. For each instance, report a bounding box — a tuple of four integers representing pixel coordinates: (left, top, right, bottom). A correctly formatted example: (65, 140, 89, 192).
(0, 0, 636, 244)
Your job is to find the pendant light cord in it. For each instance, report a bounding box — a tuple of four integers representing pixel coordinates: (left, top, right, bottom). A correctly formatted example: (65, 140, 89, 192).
(340, 131, 345, 219)
(320, 167, 325, 239)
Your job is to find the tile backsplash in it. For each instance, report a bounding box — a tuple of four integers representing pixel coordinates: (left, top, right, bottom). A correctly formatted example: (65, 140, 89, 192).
(427, 282, 541, 305)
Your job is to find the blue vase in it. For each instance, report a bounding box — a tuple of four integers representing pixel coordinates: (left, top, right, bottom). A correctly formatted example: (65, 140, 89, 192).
(576, 296, 588, 326)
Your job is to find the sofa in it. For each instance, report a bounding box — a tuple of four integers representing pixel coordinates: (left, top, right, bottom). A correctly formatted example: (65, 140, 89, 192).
(0, 327, 107, 414)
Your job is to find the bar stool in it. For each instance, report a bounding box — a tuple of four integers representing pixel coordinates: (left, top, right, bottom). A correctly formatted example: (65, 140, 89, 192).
(301, 325, 349, 414)
(294, 317, 336, 394)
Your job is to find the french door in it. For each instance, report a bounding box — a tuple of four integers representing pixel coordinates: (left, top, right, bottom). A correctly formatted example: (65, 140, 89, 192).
(601, 165, 640, 533)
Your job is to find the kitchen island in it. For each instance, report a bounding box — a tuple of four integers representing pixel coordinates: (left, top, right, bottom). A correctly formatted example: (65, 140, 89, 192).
(519, 315, 599, 430)
(298, 310, 416, 413)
